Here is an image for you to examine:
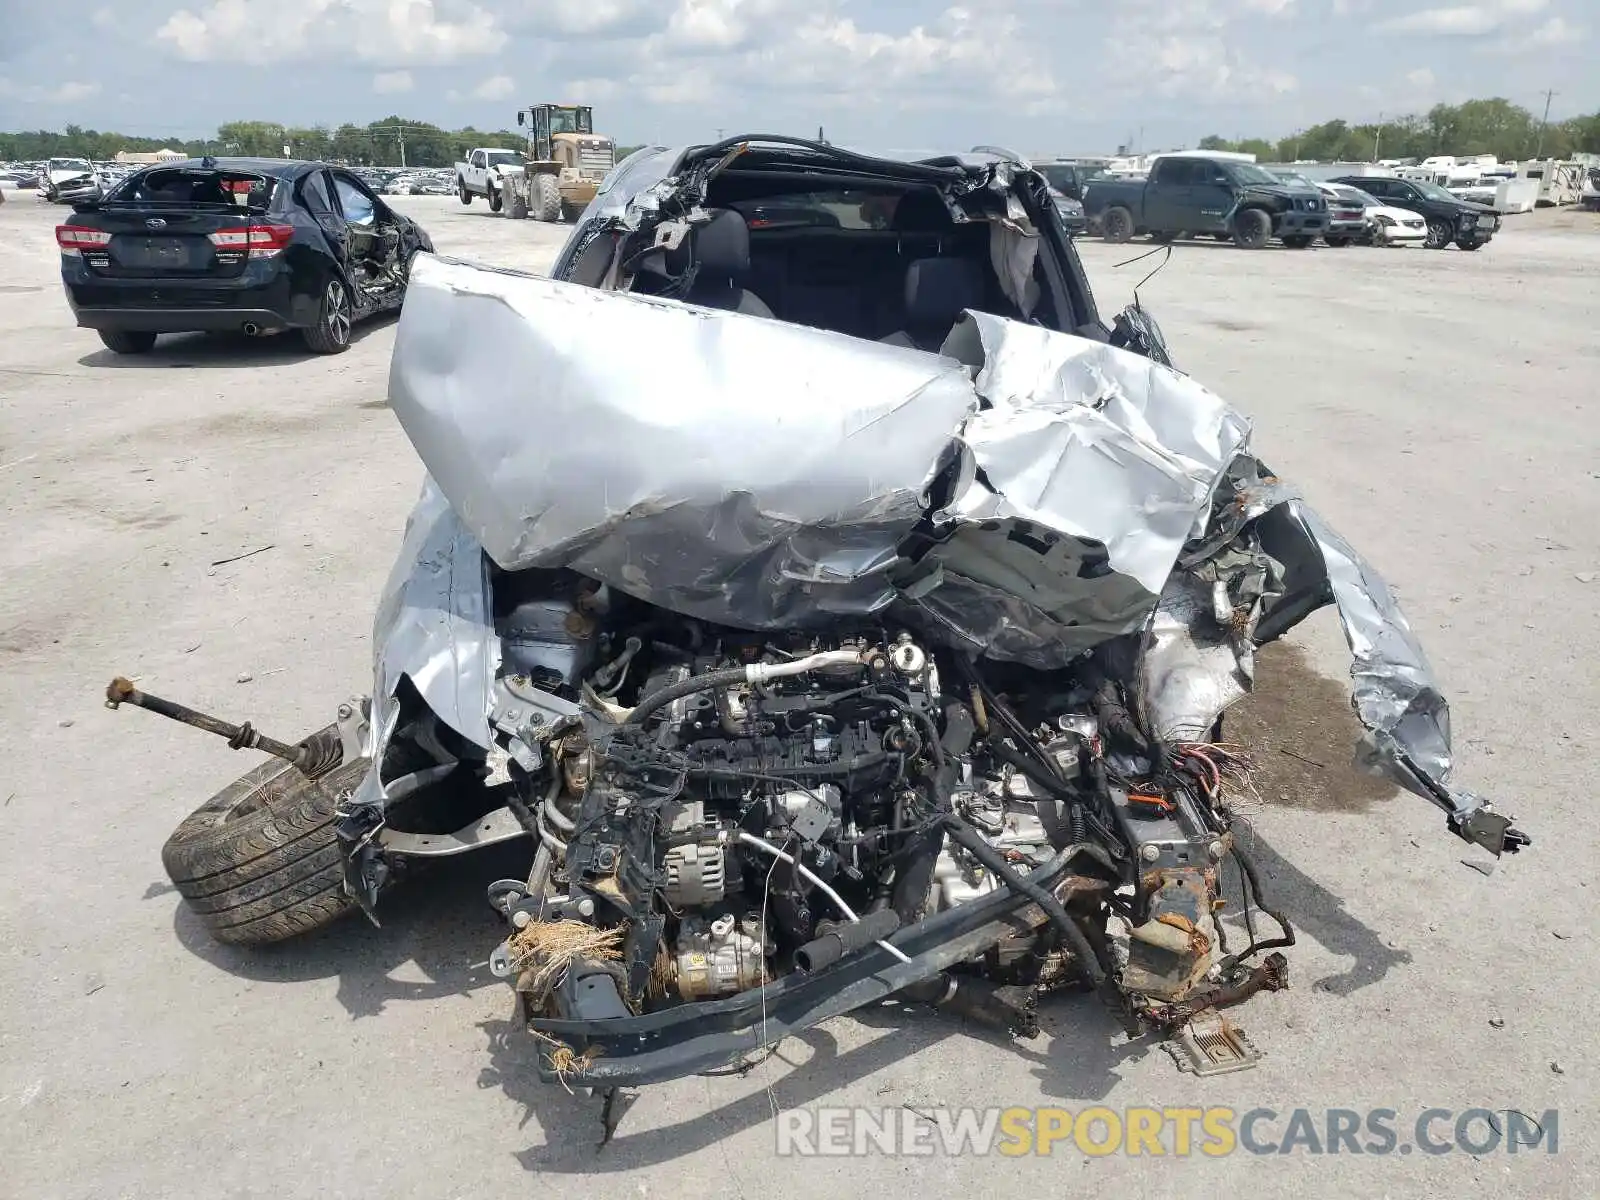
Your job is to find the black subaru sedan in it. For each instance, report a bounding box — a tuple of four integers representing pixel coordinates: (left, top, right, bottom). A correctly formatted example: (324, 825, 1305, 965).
(56, 157, 433, 354)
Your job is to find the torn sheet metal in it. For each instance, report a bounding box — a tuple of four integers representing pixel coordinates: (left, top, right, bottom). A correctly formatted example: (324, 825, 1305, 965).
(1252, 497, 1520, 851)
(902, 312, 1253, 667)
(361, 476, 496, 777)
(1139, 571, 1258, 744)
(389, 254, 977, 628)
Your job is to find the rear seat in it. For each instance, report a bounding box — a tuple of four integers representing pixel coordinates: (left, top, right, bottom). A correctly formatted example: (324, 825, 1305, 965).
(879, 257, 987, 351)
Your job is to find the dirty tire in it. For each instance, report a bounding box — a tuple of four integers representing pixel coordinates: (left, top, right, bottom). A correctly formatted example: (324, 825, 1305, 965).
(458, 178, 472, 205)
(1232, 208, 1272, 249)
(534, 173, 562, 222)
(1424, 218, 1452, 249)
(300, 277, 352, 355)
(1455, 239, 1483, 251)
(1324, 236, 1349, 248)
(1101, 206, 1134, 243)
(487, 183, 503, 213)
(561, 200, 585, 223)
(98, 328, 157, 354)
(162, 729, 361, 945)
(508, 191, 528, 220)
(1282, 234, 1312, 249)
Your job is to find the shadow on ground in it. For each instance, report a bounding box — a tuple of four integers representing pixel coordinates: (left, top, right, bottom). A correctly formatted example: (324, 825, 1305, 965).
(171, 841, 530, 1018)
(78, 314, 396, 369)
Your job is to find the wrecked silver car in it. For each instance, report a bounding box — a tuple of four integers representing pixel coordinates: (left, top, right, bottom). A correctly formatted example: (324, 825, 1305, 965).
(114, 136, 1525, 1099)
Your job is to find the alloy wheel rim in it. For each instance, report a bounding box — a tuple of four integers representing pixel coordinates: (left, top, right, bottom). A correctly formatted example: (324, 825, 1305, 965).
(327, 282, 351, 344)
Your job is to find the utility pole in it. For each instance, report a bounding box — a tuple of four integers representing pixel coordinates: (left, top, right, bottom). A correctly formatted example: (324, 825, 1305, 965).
(398, 126, 407, 169)
(1534, 89, 1556, 159)
(1373, 111, 1383, 163)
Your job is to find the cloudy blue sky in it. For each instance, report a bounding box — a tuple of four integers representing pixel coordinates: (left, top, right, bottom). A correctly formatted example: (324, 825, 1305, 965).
(0, 0, 1592, 152)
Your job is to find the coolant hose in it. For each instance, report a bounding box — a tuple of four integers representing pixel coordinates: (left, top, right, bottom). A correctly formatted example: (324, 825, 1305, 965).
(623, 651, 867, 728)
(794, 909, 902, 972)
(942, 816, 1107, 987)
(623, 666, 748, 728)
(736, 830, 913, 964)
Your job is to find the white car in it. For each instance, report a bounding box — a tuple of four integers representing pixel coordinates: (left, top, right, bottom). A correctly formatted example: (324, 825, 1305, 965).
(1317, 182, 1426, 246)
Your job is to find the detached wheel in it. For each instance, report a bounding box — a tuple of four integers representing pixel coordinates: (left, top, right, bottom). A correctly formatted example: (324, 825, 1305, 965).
(1282, 234, 1312, 249)
(1101, 205, 1134, 243)
(1455, 239, 1484, 251)
(98, 329, 157, 355)
(1424, 218, 1452, 249)
(162, 728, 360, 945)
(1232, 208, 1272, 249)
(301, 278, 352, 355)
(1324, 236, 1350, 248)
(458, 179, 472, 205)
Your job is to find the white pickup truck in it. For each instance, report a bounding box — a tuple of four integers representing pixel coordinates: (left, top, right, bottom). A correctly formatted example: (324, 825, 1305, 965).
(454, 148, 524, 213)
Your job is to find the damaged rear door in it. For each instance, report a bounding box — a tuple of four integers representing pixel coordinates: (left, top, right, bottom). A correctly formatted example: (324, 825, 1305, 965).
(296, 168, 353, 274)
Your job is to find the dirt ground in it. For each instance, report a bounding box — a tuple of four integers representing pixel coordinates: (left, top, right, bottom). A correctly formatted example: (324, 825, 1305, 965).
(2, 193, 1597, 1198)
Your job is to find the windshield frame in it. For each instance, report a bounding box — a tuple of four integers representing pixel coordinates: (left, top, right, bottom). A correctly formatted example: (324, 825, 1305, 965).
(1412, 180, 1461, 203)
(483, 150, 522, 167)
(51, 158, 93, 173)
(1227, 162, 1280, 186)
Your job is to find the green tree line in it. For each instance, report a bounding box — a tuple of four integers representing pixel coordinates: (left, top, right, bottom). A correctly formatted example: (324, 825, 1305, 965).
(0, 116, 618, 166)
(1200, 98, 1600, 163)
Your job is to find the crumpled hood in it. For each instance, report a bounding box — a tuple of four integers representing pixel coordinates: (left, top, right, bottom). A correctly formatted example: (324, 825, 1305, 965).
(1241, 184, 1318, 206)
(376, 253, 1524, 854)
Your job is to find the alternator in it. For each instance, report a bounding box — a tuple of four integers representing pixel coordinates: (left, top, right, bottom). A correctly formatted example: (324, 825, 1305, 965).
(663, 841, 726, 908)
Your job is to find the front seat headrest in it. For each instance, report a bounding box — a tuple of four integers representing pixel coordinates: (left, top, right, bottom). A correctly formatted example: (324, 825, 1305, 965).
(666, 208, 751, 279)
(904, 257, 986, 326)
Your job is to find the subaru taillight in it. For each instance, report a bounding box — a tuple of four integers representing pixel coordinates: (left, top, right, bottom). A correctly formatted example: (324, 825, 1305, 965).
(55, 225, 112, 256)
(208, 224, 294, 258)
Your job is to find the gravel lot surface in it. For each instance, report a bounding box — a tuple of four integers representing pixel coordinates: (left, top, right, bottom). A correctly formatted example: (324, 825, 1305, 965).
(2, 193, 1596, 1198)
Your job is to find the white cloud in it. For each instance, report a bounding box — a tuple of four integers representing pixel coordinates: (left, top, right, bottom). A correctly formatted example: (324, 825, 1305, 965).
(472, 73, 515, 100)
(0, 77, 103, 103)
(373, 69, 414, 92)
(1485, 14, 1584, 50)
(612, 3, 1062, 116)
(91, 7, 116, 27)
(1405, 67, 1435, 87)
(1377, 0, 1546, 34)
(1101, 0, 1301, 103)
(533, 0, 651, 35)
(157, 0, 506, 64)
(52, 81, 102, 102)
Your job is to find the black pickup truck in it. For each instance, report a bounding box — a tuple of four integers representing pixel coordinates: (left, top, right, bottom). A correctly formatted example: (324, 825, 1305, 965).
(1084, 155, 1329, 249)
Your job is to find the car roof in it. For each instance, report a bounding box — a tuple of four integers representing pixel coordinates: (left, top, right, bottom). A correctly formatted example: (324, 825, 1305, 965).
(591, 135, 1016, 223)
(133, 157, 319, 178)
